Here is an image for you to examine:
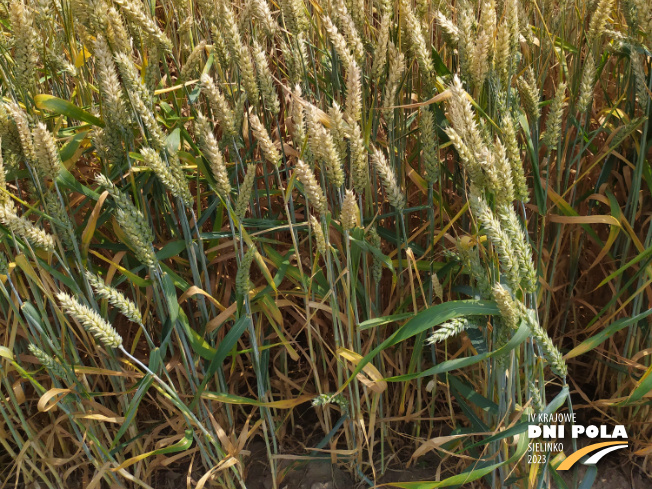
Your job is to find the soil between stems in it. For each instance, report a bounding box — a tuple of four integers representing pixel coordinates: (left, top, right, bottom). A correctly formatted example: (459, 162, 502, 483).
(242, 441, 649, 489)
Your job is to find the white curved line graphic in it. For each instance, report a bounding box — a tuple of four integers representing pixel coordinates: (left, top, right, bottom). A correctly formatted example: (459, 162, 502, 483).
(582, 444, 628, 465)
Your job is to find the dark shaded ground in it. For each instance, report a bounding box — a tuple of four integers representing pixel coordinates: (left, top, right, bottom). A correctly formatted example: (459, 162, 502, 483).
(64, 443, 645, 488)
(560, 462, 650, 489)
(243, 441, 650, 489)
(555, 439, 650, 489)
(244, 441, 353, 489)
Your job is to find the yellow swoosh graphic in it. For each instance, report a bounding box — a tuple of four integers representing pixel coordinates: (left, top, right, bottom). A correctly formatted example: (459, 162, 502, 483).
(557, 442, 628, 470)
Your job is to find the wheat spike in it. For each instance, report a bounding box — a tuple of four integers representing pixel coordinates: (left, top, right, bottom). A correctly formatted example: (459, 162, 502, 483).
(249, 113, 281, 165)
(371, 145, 405, 212)
(427, 317, 471, 344)
(0, 203, 55, 251)
(196, 113, 232, 200)
(235, 163, 257, 222)
(57, 292, 123, 348)
(295, 159, 327, 216)
(85, 271, 143, 324)
(340, 189, 359, 231)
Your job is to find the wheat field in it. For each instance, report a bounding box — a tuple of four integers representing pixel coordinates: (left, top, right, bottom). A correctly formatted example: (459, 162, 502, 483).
(0, 0, 650, 487)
